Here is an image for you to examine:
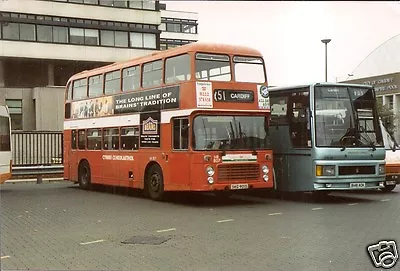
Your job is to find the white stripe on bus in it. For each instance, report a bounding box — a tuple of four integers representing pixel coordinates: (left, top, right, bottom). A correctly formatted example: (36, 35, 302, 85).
(64, 108, 266, 130)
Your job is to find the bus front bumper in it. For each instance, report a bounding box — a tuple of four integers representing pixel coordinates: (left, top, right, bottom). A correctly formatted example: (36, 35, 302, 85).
(313, 177, 384, 191)
(384, 174, 400, 186)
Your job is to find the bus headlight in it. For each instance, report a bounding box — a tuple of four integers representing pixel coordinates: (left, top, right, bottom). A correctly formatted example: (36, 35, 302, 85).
(263, 174, 269, 181)
(316, 165, 335, 176)
(379, 164, 385, 174)
(207, 177, 214, 184)
(206, 166, 215, 176)
(262, 165, 269, 174)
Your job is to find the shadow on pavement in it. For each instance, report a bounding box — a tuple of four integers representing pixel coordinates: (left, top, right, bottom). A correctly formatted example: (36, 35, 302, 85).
(243, 189, 377, 204)
(71, 184, 265, 207)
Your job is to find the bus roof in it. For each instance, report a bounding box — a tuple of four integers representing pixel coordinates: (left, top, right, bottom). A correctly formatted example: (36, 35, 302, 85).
(268, 82, 373, 92)
(67, 42, 264, 83)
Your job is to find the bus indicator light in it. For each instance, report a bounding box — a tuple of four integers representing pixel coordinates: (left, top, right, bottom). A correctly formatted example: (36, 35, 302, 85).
(316, 165, 323, 176)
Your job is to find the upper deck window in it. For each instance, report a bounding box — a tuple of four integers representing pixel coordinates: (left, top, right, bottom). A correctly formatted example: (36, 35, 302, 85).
(73, 78, 88, 100)
(195, 53, 231, 82)
(88, 74, 103, 98)
(66, 83, 72, 101)
(142, 60, 162, 88)
(122, 66, 140, 91)
(233, 56, 266, 83)
(104, 71, 121, 95)
(165, 54, 191, 84)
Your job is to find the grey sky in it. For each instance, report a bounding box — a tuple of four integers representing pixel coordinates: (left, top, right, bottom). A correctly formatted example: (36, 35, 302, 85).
(165, 1, 400, 85)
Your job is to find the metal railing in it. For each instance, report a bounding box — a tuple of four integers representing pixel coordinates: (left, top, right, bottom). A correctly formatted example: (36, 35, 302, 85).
(11, 131, 64, 182)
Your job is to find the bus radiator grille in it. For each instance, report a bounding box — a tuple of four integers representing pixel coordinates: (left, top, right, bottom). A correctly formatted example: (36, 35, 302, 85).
(217, 164, 260, 182)
(338, 166, 375, 175)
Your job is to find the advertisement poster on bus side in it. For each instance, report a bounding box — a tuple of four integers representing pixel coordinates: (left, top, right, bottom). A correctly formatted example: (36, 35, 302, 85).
(71, 96, 113, 119)
(196, 81, 213, 108)
(257, 85, 270, 110)
(114, 86, 180, 114)
(140, 112, 161, 148)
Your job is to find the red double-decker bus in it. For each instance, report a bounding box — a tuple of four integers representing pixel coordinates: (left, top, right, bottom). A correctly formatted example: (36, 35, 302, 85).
(64, 42, 274, 200)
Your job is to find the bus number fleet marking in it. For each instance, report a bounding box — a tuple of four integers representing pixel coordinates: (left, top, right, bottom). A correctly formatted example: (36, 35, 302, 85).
(102, 155, 134, 161)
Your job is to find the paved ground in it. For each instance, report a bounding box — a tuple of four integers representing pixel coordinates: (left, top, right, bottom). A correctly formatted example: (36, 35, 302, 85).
(1, 181, 399, 271)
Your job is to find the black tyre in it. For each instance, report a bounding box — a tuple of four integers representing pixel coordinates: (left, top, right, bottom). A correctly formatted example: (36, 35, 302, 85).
(146, 165, 165, 201)
(78, 160, 91, 190)
(381, 184, 396, 193)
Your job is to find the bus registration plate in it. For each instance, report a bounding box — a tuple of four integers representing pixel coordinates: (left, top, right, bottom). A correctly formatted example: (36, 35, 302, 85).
(230, 184, 249, 190)
(350, 182, 366, 188)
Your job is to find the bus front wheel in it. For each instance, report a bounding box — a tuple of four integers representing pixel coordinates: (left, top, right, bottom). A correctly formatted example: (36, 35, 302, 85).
(78, 160, 91, 190)
(146, 165, 165, 201)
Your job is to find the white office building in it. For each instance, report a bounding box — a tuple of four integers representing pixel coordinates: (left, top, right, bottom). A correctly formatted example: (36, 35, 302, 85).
(0, 0, 198, 131)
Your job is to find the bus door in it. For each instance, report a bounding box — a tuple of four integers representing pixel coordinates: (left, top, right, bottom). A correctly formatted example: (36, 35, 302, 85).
(270, 89, 312, 191)
(286, 90, 313, 191)
(168, 118, 191, 190)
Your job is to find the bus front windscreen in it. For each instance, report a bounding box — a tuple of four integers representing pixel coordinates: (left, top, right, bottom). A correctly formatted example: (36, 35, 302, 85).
(192, 115, 270, 150)
(315, 86, 383, 148)
(0, 116, 11, 152)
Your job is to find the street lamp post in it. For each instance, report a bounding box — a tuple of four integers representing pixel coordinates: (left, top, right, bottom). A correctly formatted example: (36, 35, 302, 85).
(321, 39, 331, 82)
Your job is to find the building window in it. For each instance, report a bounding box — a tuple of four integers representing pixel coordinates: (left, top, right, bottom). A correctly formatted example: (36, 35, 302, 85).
(115, 31, 128, 47)
(19, 23, 36, 41)
(182, 24, 196, 34)
(37, 25, 53, 42)
(0, 12, 158, 49)
(70, 28, 85, 44)
(144, 33, 156, 49)
(130, 32, 156, 49)
(84, 29, 99, 45)
(53, 26, 69, 43)
(6, 99, 23, 130)
(166, 23, 181, 33)
(2, 23, 20, 40)
(70, 28, 99, 45)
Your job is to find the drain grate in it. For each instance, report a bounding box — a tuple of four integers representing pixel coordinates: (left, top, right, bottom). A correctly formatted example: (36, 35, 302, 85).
(121, 235, 171, 245)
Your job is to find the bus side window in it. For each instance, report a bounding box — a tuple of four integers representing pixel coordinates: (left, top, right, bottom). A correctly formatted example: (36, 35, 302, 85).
(71, 130, 77, 149)
(121, 126, 139, 150)
(78, 129, 86, 150)
(142, 60, 162, 88)
(103, 128, 120, 150)
(270, 96, 288, 125)
(165, 54, 191, 84)
(173, 118, 189, 150)
(87, 128, 101, 150)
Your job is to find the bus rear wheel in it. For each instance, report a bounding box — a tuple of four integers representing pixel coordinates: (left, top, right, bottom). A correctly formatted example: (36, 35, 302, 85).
(78, 160, 91, 190)
(381, 184, 396, 193)
(146, 165, 165, 201)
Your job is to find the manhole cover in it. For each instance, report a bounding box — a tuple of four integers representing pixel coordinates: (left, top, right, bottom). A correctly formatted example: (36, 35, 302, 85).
(121, 236, 171, 245)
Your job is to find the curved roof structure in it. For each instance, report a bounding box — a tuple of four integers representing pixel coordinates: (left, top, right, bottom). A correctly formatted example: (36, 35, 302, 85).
(350, 34, 400, 80)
